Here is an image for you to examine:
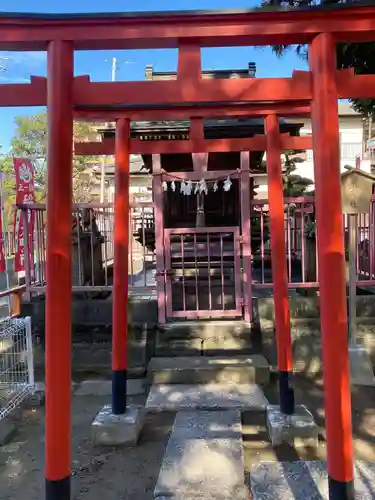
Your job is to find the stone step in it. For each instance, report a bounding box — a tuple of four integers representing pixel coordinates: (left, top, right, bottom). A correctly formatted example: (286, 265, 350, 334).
(156, 320, 257, 357)
(160, 320, 251, 340)
(146, 383, 269, 412)
(155, 336, 257, 357)
(154, 410, 249, 500)
(147, 355, 270, 386)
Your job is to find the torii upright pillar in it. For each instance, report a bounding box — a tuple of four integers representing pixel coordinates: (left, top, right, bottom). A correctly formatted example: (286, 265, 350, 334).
(264, 113, 319, 448)
(45, 40, 74, 500)
(265, 113, 294, 415)
(92, 118, 143, 447)
(310, 34, 354, 500)
(112, 117, 130, 414)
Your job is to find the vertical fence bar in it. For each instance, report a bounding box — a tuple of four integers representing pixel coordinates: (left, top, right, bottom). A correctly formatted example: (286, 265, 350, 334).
(371, 200, 375, 279)
(220, 234, 225, 311)
(207, 233, 212, 312)
(142, 207, 147, 287)
(129, 207, 134, 286)
(240, 153, 252, 322)
(181, 235, 186, 313)
(287, 206, 292, 283)
(103, 207, 109, 286)
(300, 207, 306, 282)
(0, 173, 11, 314)
(22, 209, 32, 301)
(153, 155, 166, 324)
(260, 211, 265, 284)
(25, 316, 35, 388)
(194, 233, 199, 312)
(89, 211, 95, 286)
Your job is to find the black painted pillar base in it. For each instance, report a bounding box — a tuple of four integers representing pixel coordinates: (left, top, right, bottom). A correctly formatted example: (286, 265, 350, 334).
(328, 476, 355, 500)
(278, 370, 295, 415)
(112, 369, 127, 415)
(46, 476, 70, 500)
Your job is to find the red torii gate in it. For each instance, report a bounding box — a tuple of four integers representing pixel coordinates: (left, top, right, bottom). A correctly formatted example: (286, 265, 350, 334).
(2, 4, 375, 500)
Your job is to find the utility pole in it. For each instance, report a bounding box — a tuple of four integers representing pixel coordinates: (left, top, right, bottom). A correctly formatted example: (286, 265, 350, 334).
(111, 57, 117, 83)
(100, 57, 118, 203)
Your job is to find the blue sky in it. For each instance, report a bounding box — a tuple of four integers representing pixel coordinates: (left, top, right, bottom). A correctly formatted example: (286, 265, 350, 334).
(0, 0, 308, 152)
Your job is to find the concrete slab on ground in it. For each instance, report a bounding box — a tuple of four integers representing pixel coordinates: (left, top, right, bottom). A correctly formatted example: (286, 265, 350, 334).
(92, 405, 143, 446)
(154, 410, 248, 500)
(266, 405, 318, 448)
(146, 383, 269, 412)
(250, 460, 375, 499)
(147, 355, 270, 386)
(349, 345, 375, 386)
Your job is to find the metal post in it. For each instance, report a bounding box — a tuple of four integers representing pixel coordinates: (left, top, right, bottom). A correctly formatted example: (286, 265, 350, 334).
(25, 316, 35, 388)
(265, 113, 294, 415)
(240, 152, 252, 323)
(100, 156, 106, 204)
(0, 172, 11, 314)
(310, 33, 354, 500)
(22, 208, 32, 302)
(45, 40, 74, 500)
(153, 154, 166, 325)
(348, 214, 357, 345)
(112, 118, 130, 415)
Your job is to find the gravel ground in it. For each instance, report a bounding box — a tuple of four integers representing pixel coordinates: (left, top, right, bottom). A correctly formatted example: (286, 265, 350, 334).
(1, 375, 375, 500)
(0, 395, 174, 500)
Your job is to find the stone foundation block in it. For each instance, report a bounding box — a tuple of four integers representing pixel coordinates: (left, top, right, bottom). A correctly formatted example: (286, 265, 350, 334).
(92, 405, 143, 447)
(349, 345, 375, 386)
(266, 404, 318, 447)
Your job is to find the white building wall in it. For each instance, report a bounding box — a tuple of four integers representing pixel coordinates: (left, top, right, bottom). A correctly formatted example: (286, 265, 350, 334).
(256, 113, 364, 197)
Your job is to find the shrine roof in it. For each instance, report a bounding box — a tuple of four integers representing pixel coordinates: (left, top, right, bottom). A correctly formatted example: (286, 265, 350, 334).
(97, 117, 303, 139)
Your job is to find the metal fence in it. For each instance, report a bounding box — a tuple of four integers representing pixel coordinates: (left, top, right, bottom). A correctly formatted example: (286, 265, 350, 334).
(0, 316, 34, 420)
(251, 196, 317, 288)
(20, 202, 156, 294)
(9, 196, 375, 295)
(0, 231, 16, 258)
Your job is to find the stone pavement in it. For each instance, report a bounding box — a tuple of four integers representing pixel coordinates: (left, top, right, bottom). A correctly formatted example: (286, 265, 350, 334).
(250, 460, 375, 499)
(155, 410, 249, 500)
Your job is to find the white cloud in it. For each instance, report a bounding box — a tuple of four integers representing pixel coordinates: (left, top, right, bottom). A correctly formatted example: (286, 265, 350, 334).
(0, 51, 46, 72)
(0, 51, 46, 82)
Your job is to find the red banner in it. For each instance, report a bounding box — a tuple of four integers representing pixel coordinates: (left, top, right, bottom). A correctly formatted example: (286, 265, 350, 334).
(13, 158, 35, 272)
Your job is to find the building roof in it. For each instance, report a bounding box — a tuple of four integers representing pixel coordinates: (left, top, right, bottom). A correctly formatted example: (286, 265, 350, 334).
(146, 62, 256, 80)
(338, 101, 360, 116)
(92, 155, 145, 176)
